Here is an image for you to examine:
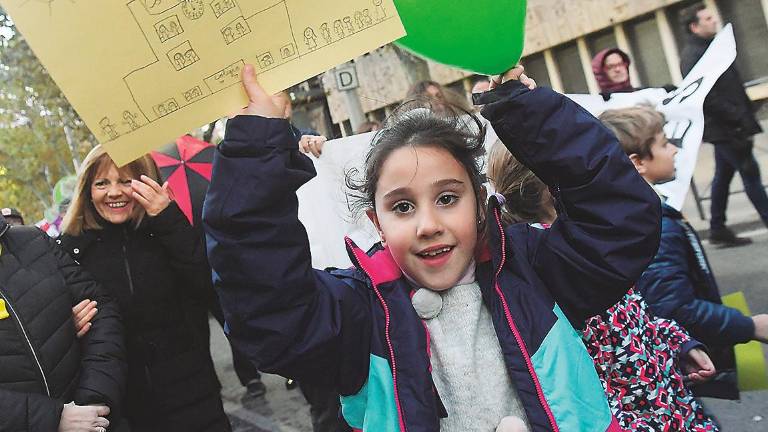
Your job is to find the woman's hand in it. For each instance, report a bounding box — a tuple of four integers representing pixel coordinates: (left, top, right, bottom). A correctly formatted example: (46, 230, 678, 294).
(131, 175, 171, 217)
(234, 64, 286, 118)
(58, 403, 110, 432)
(298, 135, 327, 157)
(72, 299, 97, 338)
(489, 65, 537, 91)
(683, 348, 716, 383)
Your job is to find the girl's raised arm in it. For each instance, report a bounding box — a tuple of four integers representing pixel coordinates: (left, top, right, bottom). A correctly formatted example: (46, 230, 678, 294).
(203, 66, 371, 387)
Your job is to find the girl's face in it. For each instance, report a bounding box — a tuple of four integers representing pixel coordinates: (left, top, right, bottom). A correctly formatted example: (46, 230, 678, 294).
(368, 145, 479, 291)
(90, 162, 137, 225)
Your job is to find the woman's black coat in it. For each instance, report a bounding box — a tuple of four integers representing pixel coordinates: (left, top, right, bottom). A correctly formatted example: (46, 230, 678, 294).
(59, 203, 229, 432)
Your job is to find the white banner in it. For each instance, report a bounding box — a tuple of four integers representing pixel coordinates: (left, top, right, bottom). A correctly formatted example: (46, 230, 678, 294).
(566, 24, 737, 210)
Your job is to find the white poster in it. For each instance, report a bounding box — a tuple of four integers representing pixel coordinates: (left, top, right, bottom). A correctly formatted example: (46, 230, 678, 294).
(566, 24, 737, 210)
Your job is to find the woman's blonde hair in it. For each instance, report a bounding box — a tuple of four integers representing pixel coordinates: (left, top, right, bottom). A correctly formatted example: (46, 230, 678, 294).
(486, 140, 552, 225)
(61, 145, 160, 236)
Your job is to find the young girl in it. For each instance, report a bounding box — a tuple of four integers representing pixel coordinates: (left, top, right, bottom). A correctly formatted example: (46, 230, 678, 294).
(487, 140, 719, 431)
(203, 64, 661, 431)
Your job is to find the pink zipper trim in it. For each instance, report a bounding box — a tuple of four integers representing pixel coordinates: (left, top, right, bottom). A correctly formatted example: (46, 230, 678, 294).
(493, 208, 560, 432)
(346, 238, 407, 432)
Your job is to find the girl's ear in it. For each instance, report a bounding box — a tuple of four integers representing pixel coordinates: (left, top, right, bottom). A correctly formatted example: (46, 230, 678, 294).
(628, 153, 646, 175)
(365, 209, 385, 243)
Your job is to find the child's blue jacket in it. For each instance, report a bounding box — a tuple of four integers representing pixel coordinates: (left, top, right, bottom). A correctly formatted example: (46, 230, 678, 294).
(203, 81, 661, 431)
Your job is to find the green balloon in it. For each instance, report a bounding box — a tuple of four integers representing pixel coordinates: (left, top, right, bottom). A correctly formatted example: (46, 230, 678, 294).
(393, 0, 527, 75)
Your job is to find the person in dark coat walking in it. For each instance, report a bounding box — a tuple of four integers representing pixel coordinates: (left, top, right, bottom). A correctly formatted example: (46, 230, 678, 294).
(0, 214, 126, 431)
(59, 145, 230, 432)
(680, 5, 768, 246)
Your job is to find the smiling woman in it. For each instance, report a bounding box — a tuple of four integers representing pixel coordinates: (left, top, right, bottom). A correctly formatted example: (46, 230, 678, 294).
(58, 146, 230, 431)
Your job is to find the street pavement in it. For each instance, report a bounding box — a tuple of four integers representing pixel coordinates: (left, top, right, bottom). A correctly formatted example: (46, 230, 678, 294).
(211, 127, 768, 431)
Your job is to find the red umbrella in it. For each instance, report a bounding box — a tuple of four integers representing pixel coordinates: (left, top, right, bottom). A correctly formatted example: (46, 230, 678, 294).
(151, 135, 214, 226)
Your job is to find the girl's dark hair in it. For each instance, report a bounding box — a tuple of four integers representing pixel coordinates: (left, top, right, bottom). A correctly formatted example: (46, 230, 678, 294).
(346, 100, 487, 221)
(486, 140, 552, 225)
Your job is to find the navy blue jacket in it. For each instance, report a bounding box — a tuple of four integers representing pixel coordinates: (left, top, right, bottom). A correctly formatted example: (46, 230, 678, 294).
(204, 81, 661, 431)
(636, 204, 754, 346)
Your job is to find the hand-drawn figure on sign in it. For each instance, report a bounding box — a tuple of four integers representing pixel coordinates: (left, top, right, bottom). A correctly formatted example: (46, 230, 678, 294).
(99, 117, 119, 140)
(182, 0, 205, 20)
(122, 111, 141, 131)
(333, 19, 345, 39)
(354, 11, 364, 30)
(258, 52, 275, 69)
(158, 24, 170, 42)
(362, 9, 373, 26)
(373, 0, 386, 21)
(320, 22, 332, 44)
(343, 16, 354, 34)
(304, 27, 317, 50)
(281, 43, 296, 59)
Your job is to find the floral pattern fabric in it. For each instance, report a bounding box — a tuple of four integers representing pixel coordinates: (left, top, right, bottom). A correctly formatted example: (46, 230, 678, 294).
(582, 289, 718, 431)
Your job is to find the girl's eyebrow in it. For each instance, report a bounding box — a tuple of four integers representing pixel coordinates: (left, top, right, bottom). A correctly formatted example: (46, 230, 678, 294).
(382, 178, 465, 200)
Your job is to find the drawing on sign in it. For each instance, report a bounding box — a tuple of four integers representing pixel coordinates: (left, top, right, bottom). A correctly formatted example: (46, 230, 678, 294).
(122, 110, 142, 130)
(154, 15, 183, 42)
(167, 40, 200, 71)
(100, 117, 120, 140)
(181, 0, 205, 20)
(280, 43, 296, 59)
(304, 27, 317, 50)
(373, 0, 386, 21)
(334, 19, 345, 39)
(210, 0, 235, 18)
(221, 16, 250, 44)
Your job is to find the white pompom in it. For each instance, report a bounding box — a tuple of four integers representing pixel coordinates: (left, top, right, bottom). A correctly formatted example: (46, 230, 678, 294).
(411, 288, 443, 320)
(496, 416, 529, 432)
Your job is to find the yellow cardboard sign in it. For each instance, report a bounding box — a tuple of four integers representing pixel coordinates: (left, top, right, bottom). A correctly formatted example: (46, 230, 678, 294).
(0, 299, 9, 320)
(721, 291, 768, 391)
(1, 0, 405, 166)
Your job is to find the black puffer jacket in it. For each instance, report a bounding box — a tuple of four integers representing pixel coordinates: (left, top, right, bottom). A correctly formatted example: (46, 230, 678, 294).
(680, 33, 762, 143)
(59, 203, 228, 432)
(0, 216, 126, 431)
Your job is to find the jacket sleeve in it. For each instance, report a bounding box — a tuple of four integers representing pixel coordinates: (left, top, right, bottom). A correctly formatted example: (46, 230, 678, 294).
(49, 235, 127, 409)
(146, 202, 216, 306)
(203, 116, 370, 391)
(480, 81, 661, 325)
(636, 220, 755, 346)
(0, 388, 63, 431)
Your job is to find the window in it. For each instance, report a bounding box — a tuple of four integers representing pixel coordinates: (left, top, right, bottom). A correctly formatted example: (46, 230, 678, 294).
(553, 42, 589, 93)
(718, 0, 768, 82)
(587, 29, 619, 58)
(626, 14, 672, 87)
(521, 53, 551, 88)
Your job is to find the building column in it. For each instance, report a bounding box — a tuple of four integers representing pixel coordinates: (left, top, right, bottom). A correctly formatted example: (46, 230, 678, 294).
(656, 9, 683, 84)
(543, 49, 564, 93)
(577, 37, 599, 94)
(613, 23, 642, 87)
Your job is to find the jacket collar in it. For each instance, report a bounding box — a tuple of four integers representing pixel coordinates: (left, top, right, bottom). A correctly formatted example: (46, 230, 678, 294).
(661, 202, 683, 219)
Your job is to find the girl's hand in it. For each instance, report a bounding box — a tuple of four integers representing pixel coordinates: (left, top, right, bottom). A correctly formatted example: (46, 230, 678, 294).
(683, 348, 716, 383)
(132, 175, 171, 217)
(72, 299, 97, 338)
(489, 65, 537, 91)
(298, 135, 327, 157)
(58, 403, 110, 432)
(235, 64, 286, 118)
(752, 313, 768, 343)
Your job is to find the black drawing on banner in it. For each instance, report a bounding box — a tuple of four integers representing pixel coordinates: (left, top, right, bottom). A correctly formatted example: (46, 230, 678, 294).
(181, 0, 205, 20)
(373, 0, 386, 21)
(99, 117, 119, 140)
(334, 20, 345, 39)
(183, 85, 204, 102)
(155, 15, 183, 43)
(154, 98, 179, 117)
(204, 60, 244, 92)
(210, 0, 236, 18)
(122, 111, 141, 130)
(281, 43, 296, 59)
(665, 120, 694, 149)
(662, 77, 704, 106)
(320, 23, 332, 44)
(354, 11, 364, 29)
(258, 52, 274, 69)
(304, 27, 317, 50)
(362, 9, 373, 26)
(222, 17, 251, 44)
(167, 41, 200, 71)
(343, 16, 354, 34)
